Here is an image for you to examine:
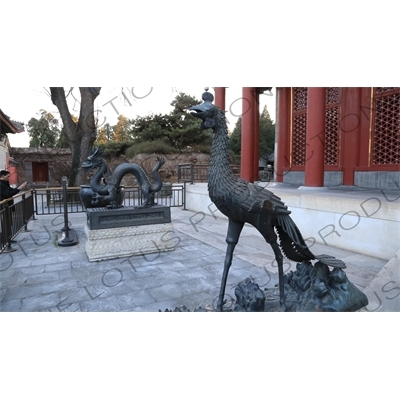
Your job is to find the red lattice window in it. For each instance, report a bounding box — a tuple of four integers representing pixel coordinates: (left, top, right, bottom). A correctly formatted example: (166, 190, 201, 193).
(324, 88, 340, 165)
(291, 88, 340, 166)
(292, 88, 308, 165)
(326, 87, 340, 104)
(293, 87, 308, 112)
(292, 113, 307, 165)
(372, 88, 400, 165)
(376, 87, 398, 94)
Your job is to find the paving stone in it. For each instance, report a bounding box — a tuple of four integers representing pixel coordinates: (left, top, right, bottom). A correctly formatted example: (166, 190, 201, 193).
(2, 284, 44, 301)
(79, 295, 123, 312)
(15, 264, 46, 274)
(177, 265, 218, 281)
(44, 262, 72, 273)
(20, 293, 60, 312)
(116, 289, 157, 310)
(23, 271, 60, 285)
(172, 277, 216, 296)
(179, 291, 217, 310)
(141, 299, 191, 312)
(152, 269, 185, 285)
(0, 267, 17, 281)
(0, 207, 392, 312)
(153, 260, 186, 272)
(0, 288, 7, 302)
(41, 279, 79, 295)
(0, 253, 15, 270)
(48, 301, 81, 312)
(57, 287, 94, 304)
(77, 284, 110, 301)
(148, 283, 189, 302)
(0, 299, 22, 311)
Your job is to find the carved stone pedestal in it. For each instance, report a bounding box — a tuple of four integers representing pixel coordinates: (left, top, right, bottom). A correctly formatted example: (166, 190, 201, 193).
(84, 206, 175, 262)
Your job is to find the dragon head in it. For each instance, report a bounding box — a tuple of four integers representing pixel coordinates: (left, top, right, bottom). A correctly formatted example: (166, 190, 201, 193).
(189, 89, 221, 130)
(81, 147, 104, 172)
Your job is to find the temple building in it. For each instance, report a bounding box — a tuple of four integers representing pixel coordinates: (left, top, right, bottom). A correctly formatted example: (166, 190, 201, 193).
(0, 108, 25, 185)
(214, 87, 400, 190)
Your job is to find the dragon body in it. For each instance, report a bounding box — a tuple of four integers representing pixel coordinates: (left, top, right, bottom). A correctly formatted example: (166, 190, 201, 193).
(81, 148, 165, 208)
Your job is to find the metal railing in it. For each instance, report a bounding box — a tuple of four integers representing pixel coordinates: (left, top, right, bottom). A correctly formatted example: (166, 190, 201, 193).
(122, 185, 185, 208)
(1, 184, 185, 253)
(177, 163, 274, 183)
(258, 166, 274, 182)
(1, 190, 35, 254)
(177, 163, 241, 183)
(33, 185, 185, 215)
(34, 187, 85, 215)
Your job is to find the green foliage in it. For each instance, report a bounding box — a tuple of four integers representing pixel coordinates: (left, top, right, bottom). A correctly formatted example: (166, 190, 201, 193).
(170, 92, 201, 114)
(229, 105, 275, 158)
(125, 140, 179, 157)
(97, 123, 114, 143)
(124, 92, 212, 152)
(129, 113, 174, 144)
(27, 110, 61, 148)
(93, 92, 214, 155)
(259, 105, 275, 157)
(96, 117, 132, 144)
(93, 140, 134, 157)
(229, 117, 242, 155)
(56, 128, 69, 148)
(189, 144, 212, 154)
(228, 149, 239, 164)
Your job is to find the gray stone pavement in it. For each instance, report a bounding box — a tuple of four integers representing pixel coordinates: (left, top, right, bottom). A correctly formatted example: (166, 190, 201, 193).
(0, 207, 396, 312)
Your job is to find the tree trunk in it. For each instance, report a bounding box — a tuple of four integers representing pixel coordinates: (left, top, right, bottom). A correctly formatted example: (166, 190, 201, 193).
(50, 87, 101, 186)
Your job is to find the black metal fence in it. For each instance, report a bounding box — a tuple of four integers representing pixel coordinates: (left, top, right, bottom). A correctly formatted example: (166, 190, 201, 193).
(177, 163, 241, 183)
(33, 185, 185, 215)
(34, 187, 84, 215)
(0, 184, 185, 254)
(121, 185, 185, 209)
(177, 163, 273, 183)
(1, 191, 35, 254)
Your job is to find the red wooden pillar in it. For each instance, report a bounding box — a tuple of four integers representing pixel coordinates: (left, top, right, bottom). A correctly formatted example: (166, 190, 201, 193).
(253, 90, 260, 181)
(305, 87, 326, 187)
(276, 88, 290, 182)
(241, 87, 256, 182)
(213, 87, 226, 110)
(341, 87, 361, 185)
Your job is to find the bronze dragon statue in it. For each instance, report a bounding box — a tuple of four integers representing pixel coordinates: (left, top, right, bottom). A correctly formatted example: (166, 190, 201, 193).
(81, 148, 165, 208)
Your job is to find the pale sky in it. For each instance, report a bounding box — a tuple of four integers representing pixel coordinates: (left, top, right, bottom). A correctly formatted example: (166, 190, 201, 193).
(1, 87, 276, 147)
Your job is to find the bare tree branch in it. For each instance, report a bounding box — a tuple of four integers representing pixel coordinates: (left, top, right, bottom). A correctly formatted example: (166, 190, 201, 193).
(50, 87, 77, 136)
(49, 87, 101, 185)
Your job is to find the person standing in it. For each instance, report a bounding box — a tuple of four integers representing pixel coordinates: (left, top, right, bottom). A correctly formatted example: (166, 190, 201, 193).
(0, 170, 27, 251)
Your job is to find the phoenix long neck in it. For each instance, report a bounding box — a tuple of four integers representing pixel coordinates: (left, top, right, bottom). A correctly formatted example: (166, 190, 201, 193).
(208, 115, 238, 202)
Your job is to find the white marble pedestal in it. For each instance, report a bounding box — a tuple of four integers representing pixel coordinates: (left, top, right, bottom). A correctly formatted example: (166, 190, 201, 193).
(84, 222, 175, 262)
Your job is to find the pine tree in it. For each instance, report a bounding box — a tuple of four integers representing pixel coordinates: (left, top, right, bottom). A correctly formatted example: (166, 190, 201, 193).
(259, 105, 275, 158)
(229, 105, 275, 159)
(229, 117, 242, 155)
